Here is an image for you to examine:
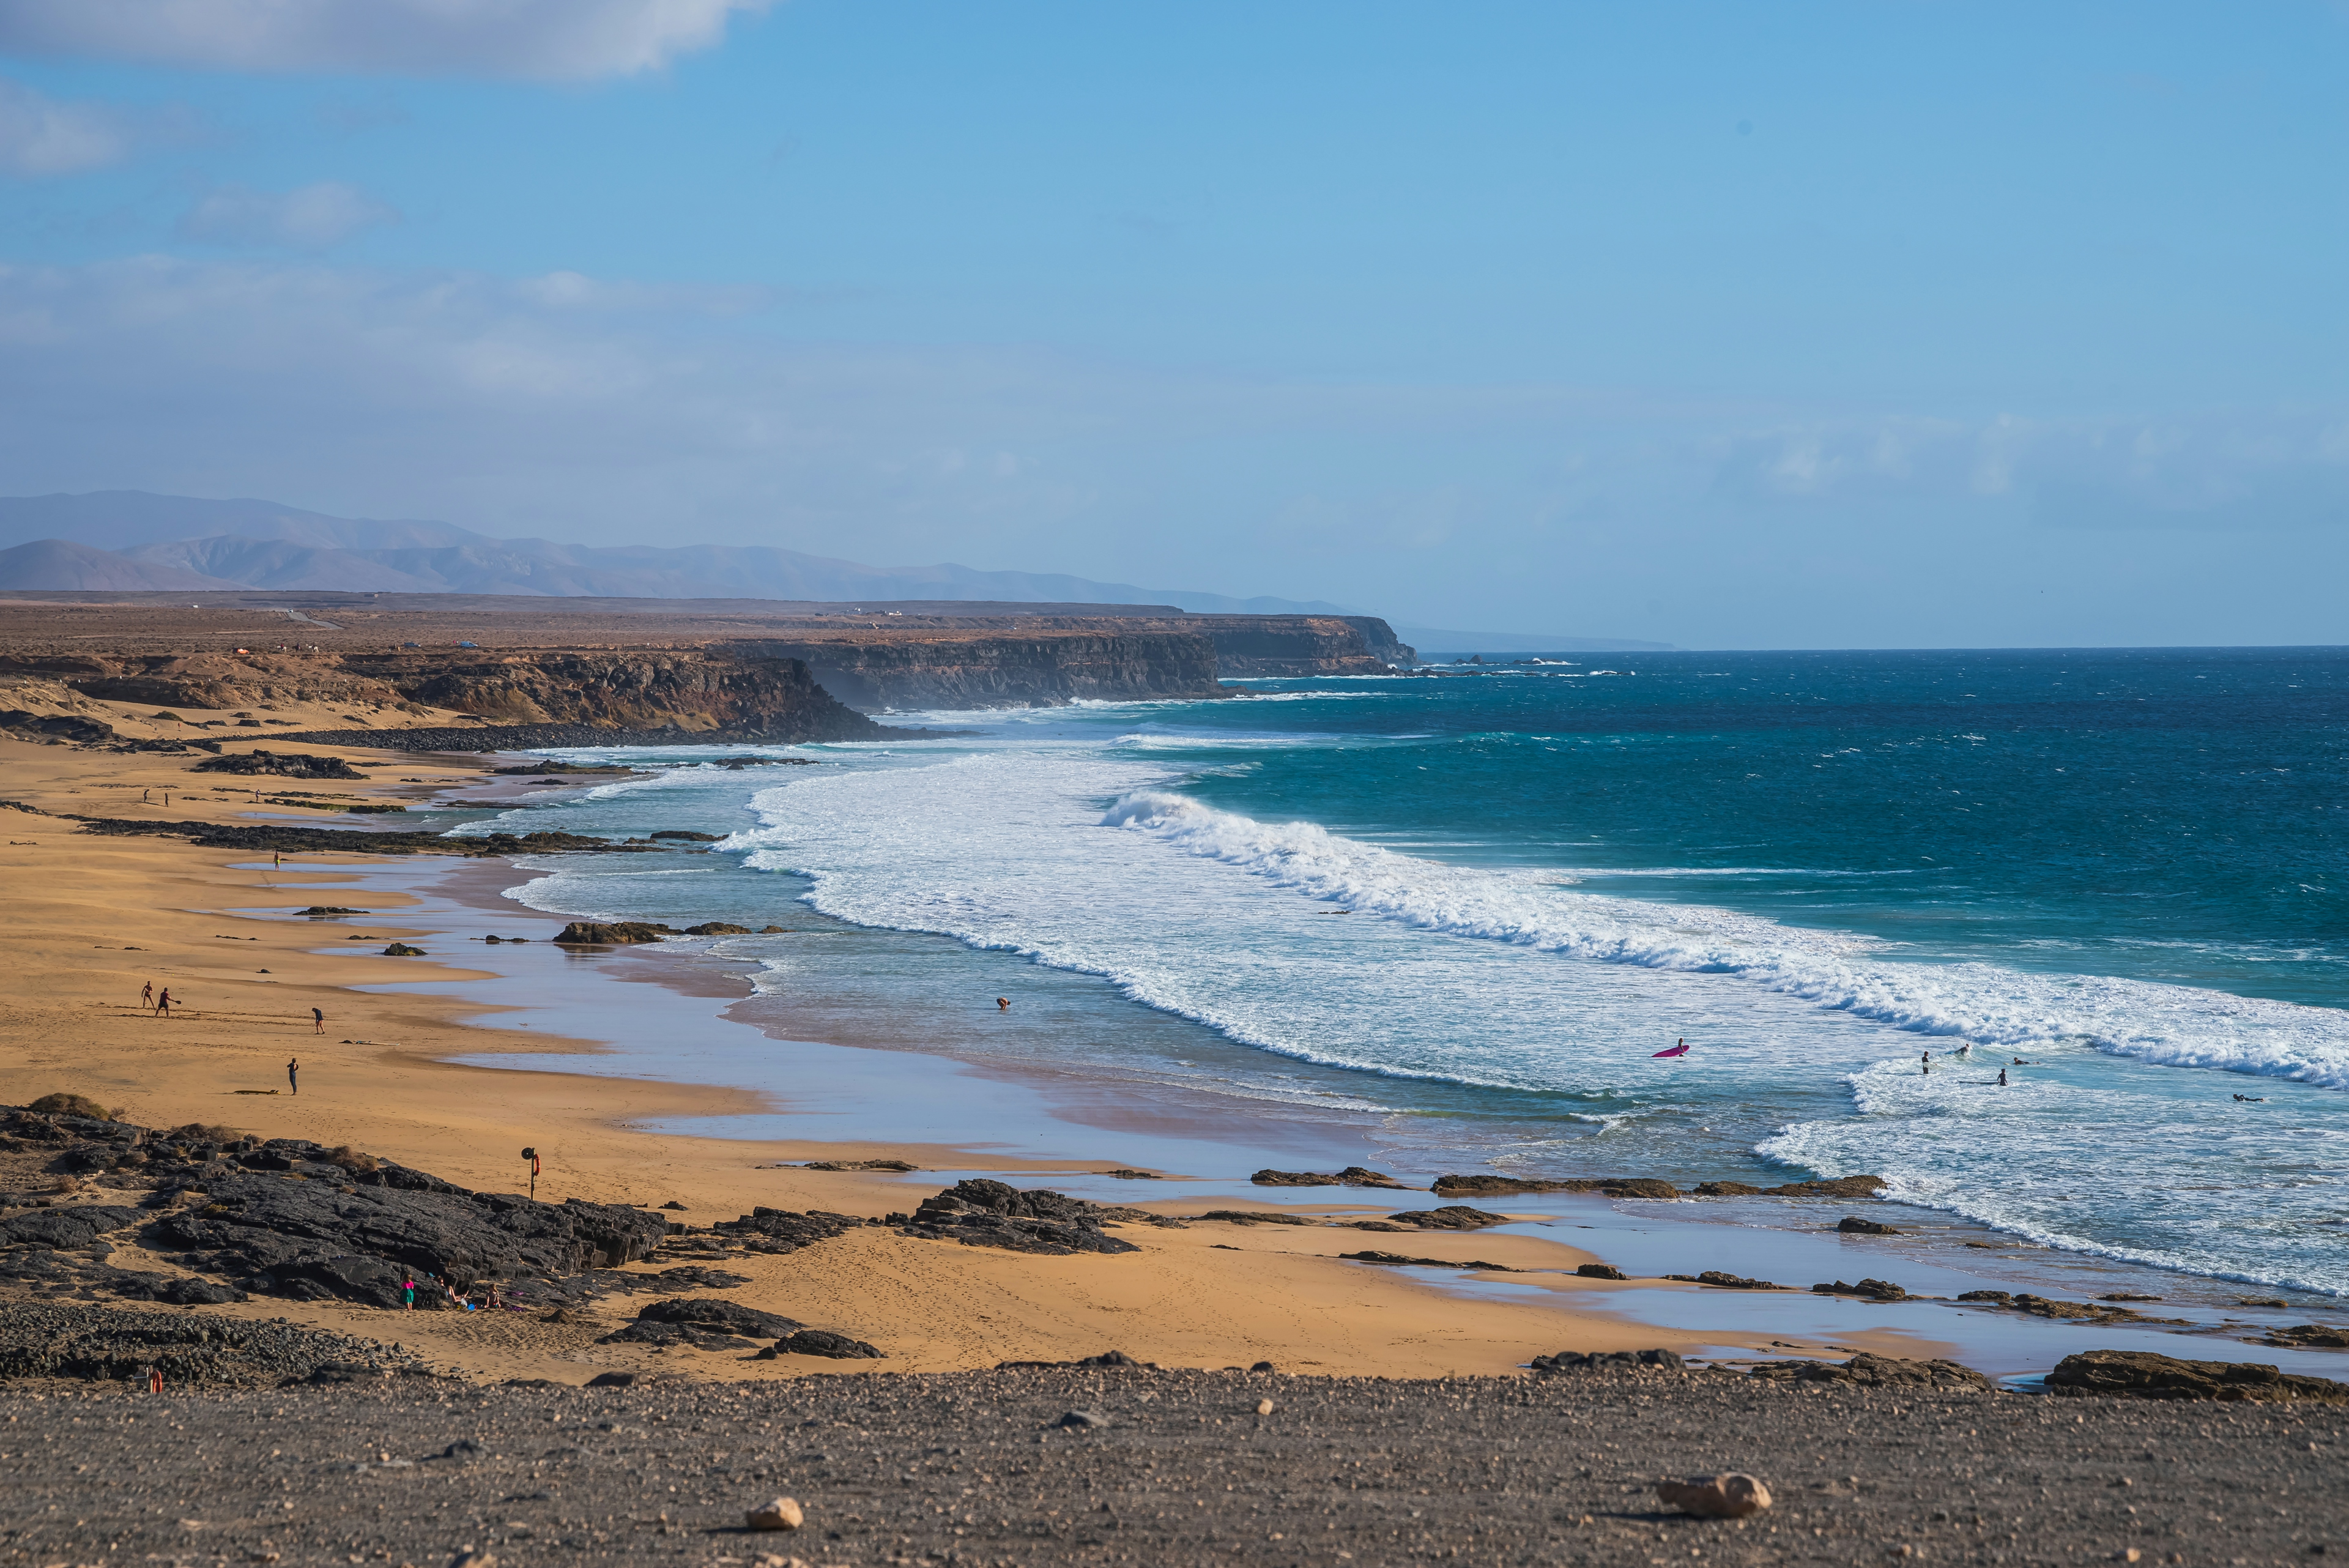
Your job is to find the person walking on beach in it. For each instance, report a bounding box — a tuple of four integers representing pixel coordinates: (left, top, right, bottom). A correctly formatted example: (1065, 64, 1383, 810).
(155, 988, 171, 1017)
(287, 1057, 298, 1095)
(311, 1006, 324, 1035)
(403, 1274, 416, 1311)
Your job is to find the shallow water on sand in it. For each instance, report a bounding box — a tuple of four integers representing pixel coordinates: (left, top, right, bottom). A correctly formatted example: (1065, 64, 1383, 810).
(396, 647, 2349, 1300)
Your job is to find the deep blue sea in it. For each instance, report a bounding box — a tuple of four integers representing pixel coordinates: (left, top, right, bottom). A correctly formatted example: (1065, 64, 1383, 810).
(453, 648, 2349, 1296)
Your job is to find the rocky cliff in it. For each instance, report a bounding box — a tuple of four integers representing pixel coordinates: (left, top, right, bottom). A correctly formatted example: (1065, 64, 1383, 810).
(0, 648, 886, 740)
(737, 628, 1226, 710)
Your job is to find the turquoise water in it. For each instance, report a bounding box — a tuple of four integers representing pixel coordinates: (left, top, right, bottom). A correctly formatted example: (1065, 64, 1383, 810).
(448, 647, 2349, 1296)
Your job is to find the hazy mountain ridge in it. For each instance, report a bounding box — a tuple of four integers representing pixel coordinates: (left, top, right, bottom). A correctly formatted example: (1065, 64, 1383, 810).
(0, 491, 1353, 615)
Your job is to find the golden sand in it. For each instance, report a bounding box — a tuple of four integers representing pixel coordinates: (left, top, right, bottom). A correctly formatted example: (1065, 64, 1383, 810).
(0, 705, 1925, 1384)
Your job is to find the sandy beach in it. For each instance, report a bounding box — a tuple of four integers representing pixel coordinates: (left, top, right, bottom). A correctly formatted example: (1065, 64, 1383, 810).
(10, 702, 2349, 1402)
(0, 718, 1783, 1386)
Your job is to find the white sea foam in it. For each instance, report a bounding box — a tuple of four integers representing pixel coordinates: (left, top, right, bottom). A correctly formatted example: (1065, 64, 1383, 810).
(1099, 789, 2349, 1090)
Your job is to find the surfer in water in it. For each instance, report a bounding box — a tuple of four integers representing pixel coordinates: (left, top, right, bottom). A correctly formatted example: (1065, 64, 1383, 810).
(1997, 1069, 2008, 1086)
(1652, 1038, 1690, 1059)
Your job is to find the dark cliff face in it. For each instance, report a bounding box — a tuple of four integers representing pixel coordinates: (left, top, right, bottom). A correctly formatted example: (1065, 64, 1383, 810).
(736, 630, 1227, 711)
(0, 648, 884, 740)
(1178, 615, 1402, 677)
(338, 649, 878, 736)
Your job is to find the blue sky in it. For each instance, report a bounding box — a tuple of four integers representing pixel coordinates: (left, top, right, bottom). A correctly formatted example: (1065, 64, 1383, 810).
(0, 1, 2343, 646)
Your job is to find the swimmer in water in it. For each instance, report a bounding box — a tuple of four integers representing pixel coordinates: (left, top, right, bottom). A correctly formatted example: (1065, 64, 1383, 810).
(996, 997, 1009, 1011)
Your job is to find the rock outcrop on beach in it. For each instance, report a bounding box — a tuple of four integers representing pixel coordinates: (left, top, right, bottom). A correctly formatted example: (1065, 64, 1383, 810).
(190, 749, 366, 779)
(1432, 1172, 1888, 1200)
(0, 1299, 428, 1386)
(1749, 1353, 1995, 1392)
(1386, 1205, 1509, 1230)
(897, 1179, 1160, 1257)
(2047, 1350, 2349, 1404)
(1813, 1277, 1908, 1300)
(71, 816, 675, 856)
(1252, 1167, 1409, 1189)
(0, 1110, 674, 1309)
(1531, 1348, 1684, 1373)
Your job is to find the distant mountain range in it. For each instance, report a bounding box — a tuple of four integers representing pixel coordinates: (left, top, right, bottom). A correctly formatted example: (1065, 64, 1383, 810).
(0, 490, 1669, 651)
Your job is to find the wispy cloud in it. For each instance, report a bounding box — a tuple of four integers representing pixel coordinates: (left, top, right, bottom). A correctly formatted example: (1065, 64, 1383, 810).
(0, 76, 136, 177)
(176, 182, 400, 251)
(0, 0, 777, 81)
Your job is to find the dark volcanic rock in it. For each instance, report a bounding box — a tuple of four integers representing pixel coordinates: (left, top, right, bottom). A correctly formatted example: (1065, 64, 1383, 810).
(1837, 1215, 1899, 1235)
(2047, 1350, 2349, 1405)
(800, 1158, 918, 1172)
(680, 921, 751, 935)
(1813, 1277, 1909, 1301)
(1575, 1263, 1628, 1280)
(1, 709, 116, 744)
(1387, 1205, 1509, 1231)
(1195, 1210, 1321, 1227)
(1251, 1167, 1408, 1189)
(72, 816, 665, 857)
(553, 921, 674, 944)
(148, 1161, 669, 1305)
(1531, 1348, 1684, 1373)
(1340, 1251, 1515, 1271)
(1750, 1353, 1993, 1392)
(1667, 1271, 1787, 1291)
(768, 1329, 883, 1360)
(0, 1299, 421, 1385)
(651, 830, 723, 842)
(0, 1204, 145, 1250)
(1955, 1291, 2173, 1324)
(1692, 1181, 1765, 1196)
(2259, 1325, 2349, 1349)
(1430, 1174, 1576, 1197)
(191, 751, 366, 780)
(900, 1180, 1141, 1257)
(707, 1207, 866, 1256)
(628, 1297, 804, 1338)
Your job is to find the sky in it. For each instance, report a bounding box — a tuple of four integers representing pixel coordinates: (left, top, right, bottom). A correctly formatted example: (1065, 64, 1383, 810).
(0, 0, 2343, 647)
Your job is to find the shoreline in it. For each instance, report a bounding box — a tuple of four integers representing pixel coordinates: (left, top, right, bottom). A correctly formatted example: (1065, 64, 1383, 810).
(6, 727, 2348, 1389)
(341, 798, 2349, 1382)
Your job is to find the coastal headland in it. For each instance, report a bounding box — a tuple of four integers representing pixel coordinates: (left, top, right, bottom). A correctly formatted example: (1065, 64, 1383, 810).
(3, 600, 2345, 1564)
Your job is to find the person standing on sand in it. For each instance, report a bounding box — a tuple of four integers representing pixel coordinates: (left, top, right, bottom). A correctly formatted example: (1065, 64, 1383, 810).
(311, 1006, 324, 1035)
(141, 981, 152, 1010)
(287, 1057, 298, 1095)
(403, 1275, 415, 1311)
(155, 988, 171, 1017)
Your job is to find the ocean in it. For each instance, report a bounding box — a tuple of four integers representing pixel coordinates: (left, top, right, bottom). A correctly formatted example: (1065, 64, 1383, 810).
(456, 647, 2349, 1298)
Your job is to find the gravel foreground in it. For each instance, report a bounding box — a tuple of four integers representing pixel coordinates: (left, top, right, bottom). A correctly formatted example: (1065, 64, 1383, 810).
(4, 1367, 2340, 1568)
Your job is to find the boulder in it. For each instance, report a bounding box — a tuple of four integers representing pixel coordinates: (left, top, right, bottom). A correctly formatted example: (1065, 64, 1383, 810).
(1575, 1263, 1628, 1280)
(1692, 1181, 1765, 1196)
(682, 923, 752, 935)
(0, 710, 114, 745)
(1812, 1278, 1908, 1301)
(1656, 1473, 1772, 1519)
(380, 943, 426, 957)
(2046, 1350, 2349, 1404)
(769, 1329, 882, 1359)
(1837, 1215, 1899, 1235)
(650, 830, 724, 842)
(746, 1498, 804, 1531)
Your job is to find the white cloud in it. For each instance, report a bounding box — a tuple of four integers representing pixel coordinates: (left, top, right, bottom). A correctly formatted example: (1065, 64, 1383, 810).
(0, 0, 777, 81)
(177, 181, 400, 250)
(0, 76, 135, 176)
